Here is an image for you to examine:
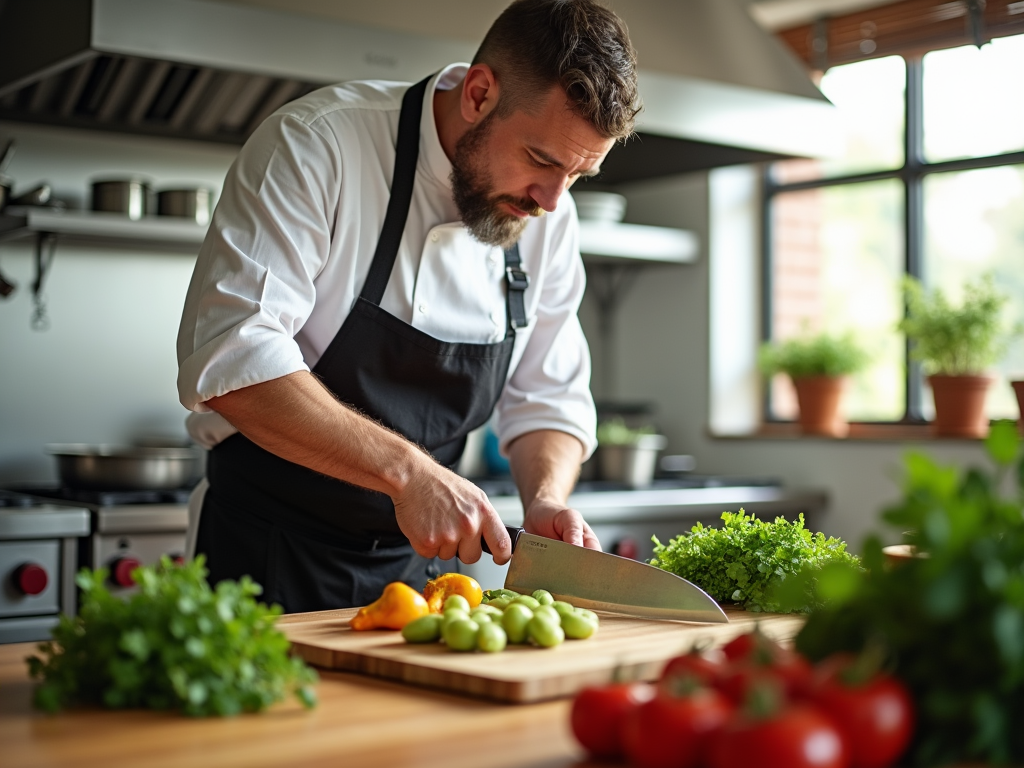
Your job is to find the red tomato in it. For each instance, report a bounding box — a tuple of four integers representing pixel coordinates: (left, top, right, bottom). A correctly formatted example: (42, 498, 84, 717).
(570, 682, 655, 759)
(812, 668, 914, 768)
(708, 706, 849, 768)
(622, 687, 733, 768)
(721, 631, 762, 662)
(660, 650, 726, 688)
(718, 649, 814, 704)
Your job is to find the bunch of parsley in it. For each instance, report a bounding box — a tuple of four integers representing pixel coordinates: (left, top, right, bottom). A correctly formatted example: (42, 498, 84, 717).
(650, 509, 858, 613)
(27, 556, 317, 716)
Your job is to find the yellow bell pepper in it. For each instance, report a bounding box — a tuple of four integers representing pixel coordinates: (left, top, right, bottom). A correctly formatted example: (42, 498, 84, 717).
(350, 582, 429, 630)
(422, 573, 483, 613)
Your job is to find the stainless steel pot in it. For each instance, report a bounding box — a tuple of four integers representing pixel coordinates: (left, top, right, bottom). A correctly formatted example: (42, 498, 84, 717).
(91, 178, 150, 220)
(47, 444, 202, 491)
(597, 434, 668, 488)
(156, 188, 212, 226)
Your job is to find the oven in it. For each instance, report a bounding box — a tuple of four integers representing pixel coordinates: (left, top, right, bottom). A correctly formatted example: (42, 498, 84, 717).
(10, 487, 189, 597)
(0, 490, 89, 643)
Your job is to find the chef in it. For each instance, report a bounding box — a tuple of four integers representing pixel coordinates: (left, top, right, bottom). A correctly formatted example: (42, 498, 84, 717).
(176, 0, 640, 612)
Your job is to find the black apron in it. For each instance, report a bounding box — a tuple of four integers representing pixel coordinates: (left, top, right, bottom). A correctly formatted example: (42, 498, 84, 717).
(195, 77, 530, 613)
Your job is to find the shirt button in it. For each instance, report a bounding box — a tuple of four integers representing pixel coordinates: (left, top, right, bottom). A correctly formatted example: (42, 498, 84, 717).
(418, 303, 428, 315)
(430, 232, 440, 243)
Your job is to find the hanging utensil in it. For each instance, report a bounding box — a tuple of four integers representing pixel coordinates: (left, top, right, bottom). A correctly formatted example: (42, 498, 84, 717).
(30, 232, 57, 331)
(0, 139, 14, 176)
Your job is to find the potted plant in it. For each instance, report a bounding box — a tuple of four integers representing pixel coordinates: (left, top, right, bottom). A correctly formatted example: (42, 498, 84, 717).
(758, 332, 868, 437)
(595, 418, 667, 488)
(899, 275, 1018, 438)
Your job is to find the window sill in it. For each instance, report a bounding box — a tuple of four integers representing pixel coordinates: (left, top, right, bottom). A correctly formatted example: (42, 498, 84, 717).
(710, 422, 1011, 442)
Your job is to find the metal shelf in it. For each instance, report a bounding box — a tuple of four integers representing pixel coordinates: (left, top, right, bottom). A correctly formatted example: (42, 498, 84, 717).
(578, 220, 699, 264)
(0, 208, 206, 253)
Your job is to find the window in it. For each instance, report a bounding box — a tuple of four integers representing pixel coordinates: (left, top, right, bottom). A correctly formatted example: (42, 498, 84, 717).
(764, 33, 1024, 424)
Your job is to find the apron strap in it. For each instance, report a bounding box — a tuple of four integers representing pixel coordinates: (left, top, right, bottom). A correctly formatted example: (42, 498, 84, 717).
(359, 76, 431, 306)
(504, 243, 529, 330)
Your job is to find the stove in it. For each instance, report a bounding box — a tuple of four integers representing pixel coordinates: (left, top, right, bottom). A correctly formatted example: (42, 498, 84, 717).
(0, 490, 89, 643)
(8, 486, 190, 600)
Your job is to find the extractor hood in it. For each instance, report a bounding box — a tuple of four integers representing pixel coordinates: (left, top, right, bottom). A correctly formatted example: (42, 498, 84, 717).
(0, 0, 840, 183)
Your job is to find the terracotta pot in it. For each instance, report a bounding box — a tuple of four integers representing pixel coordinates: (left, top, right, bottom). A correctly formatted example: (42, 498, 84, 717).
(1013, 380, 1024, 436)
(792, 376, 848, 437)
(928, 374, 993, 438)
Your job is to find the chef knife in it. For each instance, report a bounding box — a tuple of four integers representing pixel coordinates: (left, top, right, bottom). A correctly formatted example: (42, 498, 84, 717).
(483, 526, 728, 623)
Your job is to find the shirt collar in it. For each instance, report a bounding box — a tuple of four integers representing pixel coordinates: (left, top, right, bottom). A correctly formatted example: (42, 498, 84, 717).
(420, 63, 468, 192)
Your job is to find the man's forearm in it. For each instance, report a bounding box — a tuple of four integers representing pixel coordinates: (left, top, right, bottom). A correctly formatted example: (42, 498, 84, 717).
(206, 371, 424, 498)
(507, 429, 585, 508)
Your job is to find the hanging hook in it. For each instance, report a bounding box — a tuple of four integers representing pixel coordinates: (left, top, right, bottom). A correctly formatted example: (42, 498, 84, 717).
(965, 0, 986, 48)
(30, 231, 57, 331)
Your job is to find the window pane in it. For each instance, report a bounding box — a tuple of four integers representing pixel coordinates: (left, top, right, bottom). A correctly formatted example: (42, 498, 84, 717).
(921, 165, 1024, 419)
(773, 56, 905, 184)
(924, 35, 1024, 163)
(771, 180, 905, 421)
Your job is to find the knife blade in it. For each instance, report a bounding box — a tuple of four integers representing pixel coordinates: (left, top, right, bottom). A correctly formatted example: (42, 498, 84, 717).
(483, 526, 728, 624)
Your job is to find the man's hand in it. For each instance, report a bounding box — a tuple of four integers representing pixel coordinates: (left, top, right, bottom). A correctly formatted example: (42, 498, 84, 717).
(523, 497, 601, 550)
(393, 457, 511, 565)
(507, 429, 601, 550)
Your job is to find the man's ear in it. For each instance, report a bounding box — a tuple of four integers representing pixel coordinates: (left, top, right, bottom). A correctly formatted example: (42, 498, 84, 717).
(460, 63, 500, 126)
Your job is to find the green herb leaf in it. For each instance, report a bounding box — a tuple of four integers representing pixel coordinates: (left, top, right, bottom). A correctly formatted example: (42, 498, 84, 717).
(25, 556, 317, 716)
(649, 510, 859, 613)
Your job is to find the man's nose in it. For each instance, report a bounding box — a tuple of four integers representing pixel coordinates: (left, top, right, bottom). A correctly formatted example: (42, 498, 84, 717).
(529, 176, 571, 213)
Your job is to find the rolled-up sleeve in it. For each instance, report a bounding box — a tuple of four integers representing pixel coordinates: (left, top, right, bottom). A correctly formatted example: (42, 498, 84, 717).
(494, 203, 597, 459)
(176, 112, 340, 412)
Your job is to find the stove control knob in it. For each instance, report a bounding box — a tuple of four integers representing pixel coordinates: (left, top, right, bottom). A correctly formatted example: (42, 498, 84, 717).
(111, 557, 141, 588)
(14, 563, 49, 596)
(611, 538, 639, 560)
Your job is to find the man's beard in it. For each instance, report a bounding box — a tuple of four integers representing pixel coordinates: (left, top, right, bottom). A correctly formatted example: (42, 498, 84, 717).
(450, 113, 544, 250)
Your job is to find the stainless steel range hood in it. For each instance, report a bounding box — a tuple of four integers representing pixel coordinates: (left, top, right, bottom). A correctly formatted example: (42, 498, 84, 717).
(0, 0, 839, 183)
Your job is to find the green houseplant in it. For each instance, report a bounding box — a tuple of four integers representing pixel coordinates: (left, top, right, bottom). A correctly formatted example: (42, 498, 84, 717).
(759, 332, 868, 437)
(899, 274, 1017, 437)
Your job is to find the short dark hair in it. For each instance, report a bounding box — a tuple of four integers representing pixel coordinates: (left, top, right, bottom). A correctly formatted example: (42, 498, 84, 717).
(472, 0, 640, 140)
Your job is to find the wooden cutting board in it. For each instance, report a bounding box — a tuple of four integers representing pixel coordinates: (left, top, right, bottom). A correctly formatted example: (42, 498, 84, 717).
(279, 606, 806, 703)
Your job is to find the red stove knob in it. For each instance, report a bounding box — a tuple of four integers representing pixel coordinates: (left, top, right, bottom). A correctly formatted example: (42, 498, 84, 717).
(14, 563, 49, 596)
(111, 557, 141, 588)
(611, 538, 640, 560)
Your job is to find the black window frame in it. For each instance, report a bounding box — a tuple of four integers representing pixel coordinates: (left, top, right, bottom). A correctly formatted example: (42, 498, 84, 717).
(761, 49, 1024, 425)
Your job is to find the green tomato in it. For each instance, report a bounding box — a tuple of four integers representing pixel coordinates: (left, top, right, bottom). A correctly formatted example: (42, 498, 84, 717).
(477, 622, 508, 653)
(475, 604, 503, 618)
(498, 589, 521, 599)
(551, 601, 576, 617)
(527, 615, 564, 648)
(442, 618, 479, 652)
(513, 595, 541, 610)
(531, 589, 554, 606)
(401, 614, 444, 643)
(488, 597, 512, 610)
(443, 594, 471, 613)
(442, 608, 470, 629)
(533, 605, 561, 625)
(561, 611, 597, 640)
(501, 603, 534, 644)
(470, 612, 492, 626)
(576, 608, 599, 624)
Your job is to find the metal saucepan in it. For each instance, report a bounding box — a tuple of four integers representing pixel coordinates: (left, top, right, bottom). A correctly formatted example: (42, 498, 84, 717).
(91, 178, 151, 220)
(47, 444, 202, 491)
(156, 187, 213, 226)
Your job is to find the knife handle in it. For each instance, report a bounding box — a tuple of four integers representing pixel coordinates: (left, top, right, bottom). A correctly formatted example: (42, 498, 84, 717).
(481, 525, 524, 556)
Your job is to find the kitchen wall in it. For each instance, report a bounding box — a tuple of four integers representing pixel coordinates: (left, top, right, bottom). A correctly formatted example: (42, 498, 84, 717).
(0, 122, 237, 484)
(578, 169, 993, 551)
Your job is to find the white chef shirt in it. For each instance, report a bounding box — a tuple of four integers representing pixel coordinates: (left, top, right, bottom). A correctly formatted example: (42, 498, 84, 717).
(176, 64, 597, 459)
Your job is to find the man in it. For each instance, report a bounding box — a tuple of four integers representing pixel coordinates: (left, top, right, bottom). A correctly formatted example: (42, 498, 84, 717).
(176, 0, 640, 612)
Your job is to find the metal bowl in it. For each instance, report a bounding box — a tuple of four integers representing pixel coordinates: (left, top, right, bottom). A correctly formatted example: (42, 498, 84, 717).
(47, 444, 202, 490)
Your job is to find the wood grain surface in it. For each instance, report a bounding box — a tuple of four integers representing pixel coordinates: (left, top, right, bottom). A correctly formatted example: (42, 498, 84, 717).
(0, 641, 586, 768)
(279, 606, 806, 703)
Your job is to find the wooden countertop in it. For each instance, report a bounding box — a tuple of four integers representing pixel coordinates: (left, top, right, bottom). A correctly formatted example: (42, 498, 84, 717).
(0, 641, 592, 768)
